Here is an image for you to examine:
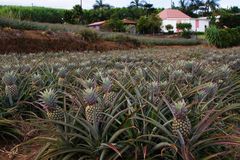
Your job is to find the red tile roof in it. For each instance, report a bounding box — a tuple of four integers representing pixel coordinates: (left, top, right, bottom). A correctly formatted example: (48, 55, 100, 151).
(158, 9, 191, 20)
(88, 21, 106, 27)
(88, 19, 136, 27)
(122, 19, 136, 25)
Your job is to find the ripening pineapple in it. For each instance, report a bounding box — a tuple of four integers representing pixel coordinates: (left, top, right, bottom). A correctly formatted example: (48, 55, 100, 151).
(172, 101, 191, 139)
(57, 67, 68, 86)
(102, 77, 117, 106)
(2, 71, 18, 100)
(84, 88, 103, 123)
(39, 89, 64, 121)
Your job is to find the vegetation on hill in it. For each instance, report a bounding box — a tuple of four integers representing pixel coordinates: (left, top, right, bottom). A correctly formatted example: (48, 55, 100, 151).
(0, 5, 65, 23)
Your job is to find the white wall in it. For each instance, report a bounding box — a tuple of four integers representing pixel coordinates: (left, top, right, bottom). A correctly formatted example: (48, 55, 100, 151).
(162, 18, 210, 33)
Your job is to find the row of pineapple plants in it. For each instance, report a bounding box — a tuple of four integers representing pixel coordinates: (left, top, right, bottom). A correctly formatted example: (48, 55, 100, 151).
(0, 47, 240, 159)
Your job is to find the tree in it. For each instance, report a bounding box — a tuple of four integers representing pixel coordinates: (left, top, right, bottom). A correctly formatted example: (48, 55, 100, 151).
(93, 0, 111, 10)
(143, 2, 156, 15)
(165, 24, 174, 33)
(230, 6, 240, 13)
(205, 0, 220, 13)
(137, 14, 162, 34)
(73, 5, 83, 23)
(104, 18, 125, 32)
(130, 0, 146, 8)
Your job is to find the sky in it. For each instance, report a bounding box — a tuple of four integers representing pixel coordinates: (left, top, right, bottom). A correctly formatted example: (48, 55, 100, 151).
(0, 0, 239, 10)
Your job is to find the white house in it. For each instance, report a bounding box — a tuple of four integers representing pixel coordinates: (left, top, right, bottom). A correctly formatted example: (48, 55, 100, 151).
(158, 9, 210, 33)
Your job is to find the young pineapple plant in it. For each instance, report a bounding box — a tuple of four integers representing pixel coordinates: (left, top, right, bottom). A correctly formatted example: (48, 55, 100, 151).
(31, 73, 44, 90)
(57, 67, 68, 86)
(2, 71, 18, 105)
(39, 89, 64, 121)
(195, 82, 218, 101)
(147, 81, 161, 106)
(84, 88, 104, 124)
(172, 100, 191, 139)
(102, 77, 117, 107)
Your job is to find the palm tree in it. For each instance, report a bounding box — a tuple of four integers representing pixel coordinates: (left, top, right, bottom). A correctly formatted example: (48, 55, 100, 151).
(93, 0, 110, 9)
(130, 0, 146, 8)
(205, 0, 220, 13)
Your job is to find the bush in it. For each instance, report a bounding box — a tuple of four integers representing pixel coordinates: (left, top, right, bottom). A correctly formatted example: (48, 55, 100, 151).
(205, 25, 240, 48)
(176, 23, 192, 31)
(182, 30, 192, 39)
(176, 23, 192, 38)
(137, 14, 162, 34)
(104, 18, 125, 32)
(79, 29, 99, 42)
(165, 24, 174, 34)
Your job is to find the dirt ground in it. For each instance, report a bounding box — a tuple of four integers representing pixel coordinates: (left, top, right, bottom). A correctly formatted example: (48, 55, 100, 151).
(0, 28, 138, 54)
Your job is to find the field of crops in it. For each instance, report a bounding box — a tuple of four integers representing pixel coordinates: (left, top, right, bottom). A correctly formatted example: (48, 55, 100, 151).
(0, 46, 240, 159)
(0, 5, 65, 23)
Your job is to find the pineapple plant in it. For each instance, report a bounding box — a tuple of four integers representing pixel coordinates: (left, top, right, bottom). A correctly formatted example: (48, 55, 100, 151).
(2, 71, 18, 105)
(171, 100, 191, 139)
(83, 88, 104, 124)
(147, 81, 161, 106)
(102, 77, 117, 106)
(39, 89, 64, 121)
(31, 73, 44, 90)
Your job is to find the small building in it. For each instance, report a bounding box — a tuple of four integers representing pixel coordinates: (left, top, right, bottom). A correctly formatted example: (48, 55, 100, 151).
(158, 9, 210, 33)
(88, 19, 136, 31)
(88, 21, 106, 30)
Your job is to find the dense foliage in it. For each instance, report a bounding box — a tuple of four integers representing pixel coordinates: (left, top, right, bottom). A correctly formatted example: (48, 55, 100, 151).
(217, 14, 240, 28)
(206, 25, 240, 48)
(0, 5, 65, 23)
(104, 18, 125, 32)
(137, 14, 162, 34)
(0, 47, 240, 159)
(176, 23, 192, 38)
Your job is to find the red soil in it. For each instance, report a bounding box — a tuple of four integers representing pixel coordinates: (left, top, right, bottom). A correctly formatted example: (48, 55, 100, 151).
(0, 28, 137, 54)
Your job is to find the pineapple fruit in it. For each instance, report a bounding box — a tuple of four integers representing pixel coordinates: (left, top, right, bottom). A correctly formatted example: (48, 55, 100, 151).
(102, 77, 117, 106)
(2, 71, 18, 104)
(57, 67, 68, 86)
(172, 101, 191, 139)
(84, 88, 104, 124)
(40, 89, 64, 121)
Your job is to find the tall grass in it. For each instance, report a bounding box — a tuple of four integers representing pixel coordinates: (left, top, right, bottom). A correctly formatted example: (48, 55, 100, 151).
(0, 5, 65, 23)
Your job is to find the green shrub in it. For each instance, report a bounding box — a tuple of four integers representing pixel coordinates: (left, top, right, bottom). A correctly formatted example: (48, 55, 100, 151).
(165, 24, 174, 34)
(182, 30, 192, 39)
(104, 18, 125, 32)
(137, 14, 162, 34)
(176, 23, 192, 31)
(206, 25, 240, 48)
(79, 29, 99, 42)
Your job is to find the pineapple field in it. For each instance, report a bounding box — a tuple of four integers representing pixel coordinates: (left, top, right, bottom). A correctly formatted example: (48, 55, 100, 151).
(0, 46, 240, 159)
